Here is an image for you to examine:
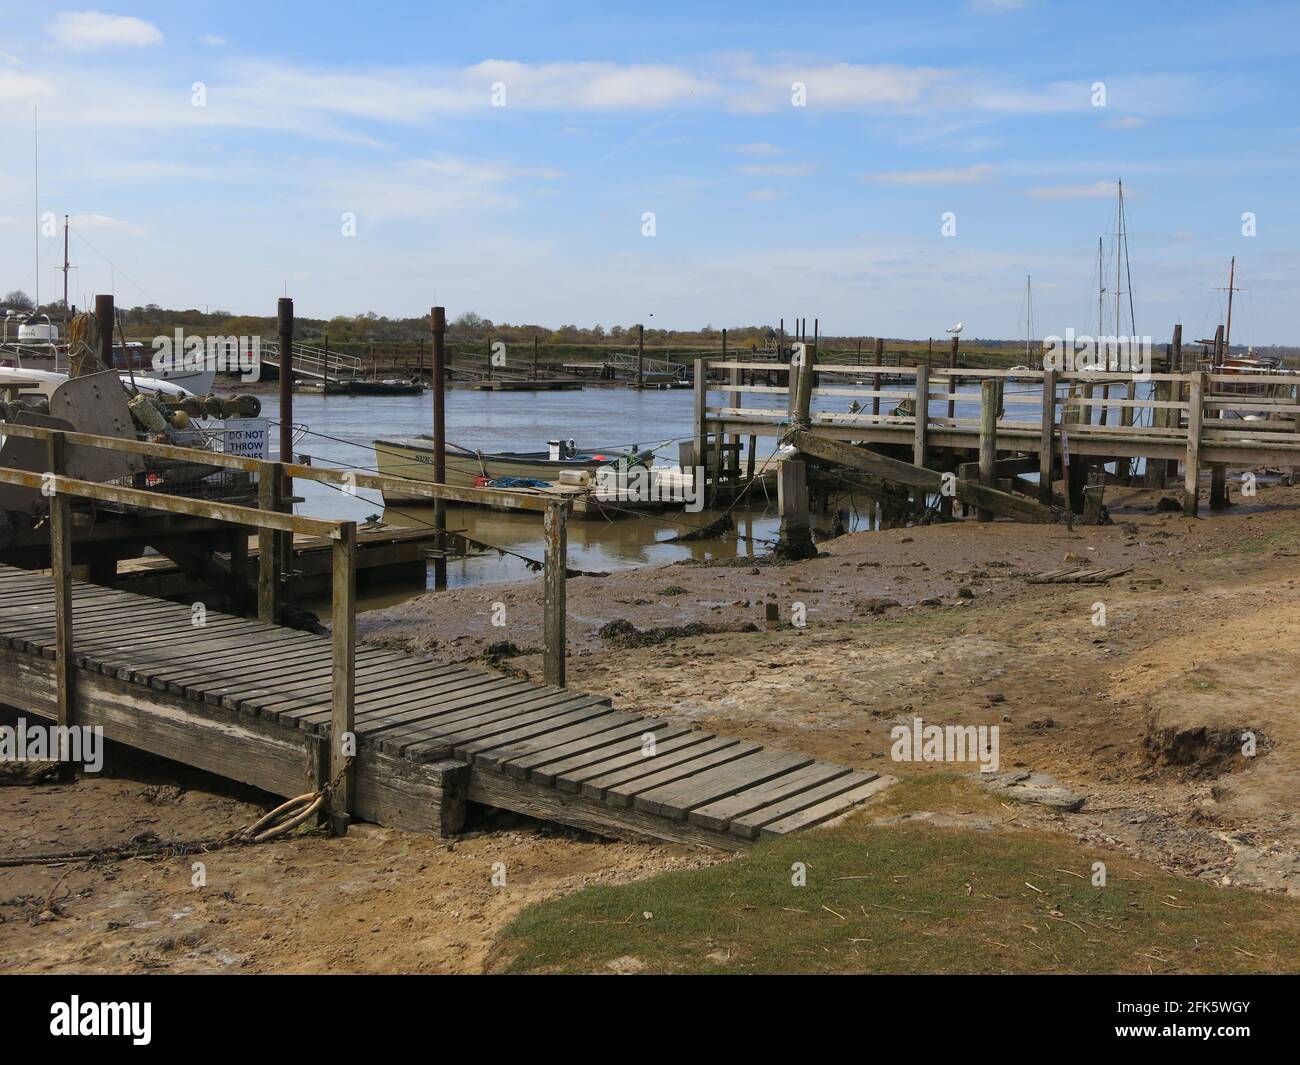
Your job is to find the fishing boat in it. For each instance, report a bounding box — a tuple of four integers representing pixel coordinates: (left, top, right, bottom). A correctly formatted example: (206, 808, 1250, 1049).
(372, 437, 638, 500)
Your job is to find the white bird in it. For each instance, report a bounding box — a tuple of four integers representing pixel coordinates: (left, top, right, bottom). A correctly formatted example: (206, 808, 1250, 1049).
(945, 322, 964, 335)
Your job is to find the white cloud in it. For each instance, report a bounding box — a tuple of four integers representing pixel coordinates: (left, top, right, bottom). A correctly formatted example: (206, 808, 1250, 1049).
(201, 34, 227, 47)
(468, 60, 713, 109)
(0, 69, 54, 103)
(1028, 181, 1118, 200)
(866, 164, 996, 185)
(731, 142, 781, 155)
(746, 188, 786, 201)
(1104, 115, 1147, 130)
(47, 12, 164, 51)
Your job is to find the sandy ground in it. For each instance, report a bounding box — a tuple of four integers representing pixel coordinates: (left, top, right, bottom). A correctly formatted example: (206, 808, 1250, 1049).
(3, 475, 1299, 972)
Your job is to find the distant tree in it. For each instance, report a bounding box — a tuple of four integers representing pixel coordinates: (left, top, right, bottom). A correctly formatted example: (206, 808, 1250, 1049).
(3, 289, 34, 312)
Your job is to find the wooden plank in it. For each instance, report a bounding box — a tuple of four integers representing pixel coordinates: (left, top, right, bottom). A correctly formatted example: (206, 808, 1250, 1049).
(757, 775, 888, 839)
(524, 722, 693, 786)
(547, 726, 705, 791)
(397, 694, 608, 761)
(599, 740, 760, 807)
(689, 762, 852, 832)
(473, 712, 648, 776)
(450, 704, 621, 762)
(729, 770, 881, 839)
(632, 749, 814, 820)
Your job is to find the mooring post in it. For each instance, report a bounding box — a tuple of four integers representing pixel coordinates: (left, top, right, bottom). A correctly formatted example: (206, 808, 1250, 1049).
(637, 323, 644, 389)
(725, 328, 740, 483)
(947, 334, 958, 421)
(912, 361, 930, 467)
(543, 502, 568, 688)
(1167, 324, 1184, 482)
(329, 521, 357, 834)
(1184, 371, 1205, 516)
(1038, 369, 1057, 504)
(693, 356, 708, 483)
(977, 378, 998, 522)
(94, 294, 114, 369)
(47, 432, 76, 783)
(1210, 464, 1228, 510)
(431, 306, 448, 591)
(275, 298, 295, 606)
(776, 459, 816, 560)
(257, 463, 284, 623)
(872, 337, 884, 418)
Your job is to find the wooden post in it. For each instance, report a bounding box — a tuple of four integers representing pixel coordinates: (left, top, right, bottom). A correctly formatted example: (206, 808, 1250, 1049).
(637, 324, 644, 389)
(693, 356, 708, 483)
(872, 337, 884, 418)
(1038, 369, 1057, 504)
(793, 341, 816, 427)
(977, 379, 998, 523)
(431, 307, 448, 591)
(1167, 324, 1184, 481)
(1184, 371, 1204, 516)
(543, 503, 567, 688)
(776, 459, 815, 559)
(1210, 464, 1228, 510)
(912, 362, 929, 468)
(257, 464, 282, 623)
(947, 334, 958, 421)
(725, 329, 740, 483)
(329, 521, 356, 834)
(47, 433, 76, 783)
(228, 527, 249, 615)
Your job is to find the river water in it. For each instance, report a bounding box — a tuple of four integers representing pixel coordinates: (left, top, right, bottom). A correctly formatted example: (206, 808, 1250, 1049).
(255, 378, 1152, 592)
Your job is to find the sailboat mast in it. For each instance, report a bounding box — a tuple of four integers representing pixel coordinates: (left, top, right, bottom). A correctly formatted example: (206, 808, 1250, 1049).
(1097, 237, 1104, 337)
(1114, 180, 1123, 340)
(1224, 256, 1236, 352)
(1025, 274, 1033, 360)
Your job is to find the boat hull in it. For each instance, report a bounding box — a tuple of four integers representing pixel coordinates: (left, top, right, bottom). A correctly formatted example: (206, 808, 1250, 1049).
(373, 439, 616, 500)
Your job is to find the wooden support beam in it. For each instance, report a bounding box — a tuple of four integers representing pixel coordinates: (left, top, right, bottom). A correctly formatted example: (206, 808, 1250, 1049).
(1210, 464, 1229, 510)
(913, 361, 930, 467)
(1038, 369, 1057, 504)
(789, 430, 1064, 524)
(330, 522, 357, 833)
(46, 433, 75, 783)
(257, 467, 282, 623)
(978, 379, 998, 523)
(1184, 372, 1205, 516)
(693, 357, 708, 485)
(776, 459, 817, 558)
(543, 503, 568, 688)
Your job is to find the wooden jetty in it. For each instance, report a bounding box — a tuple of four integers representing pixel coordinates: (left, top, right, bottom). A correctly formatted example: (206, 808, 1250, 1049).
(693, 344, 1300, 531)
(0, 424, 888, 849)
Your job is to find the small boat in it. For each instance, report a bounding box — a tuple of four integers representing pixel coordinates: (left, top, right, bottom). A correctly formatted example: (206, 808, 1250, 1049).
(348, 378, 424, 396)
(372, 437, 635, 499)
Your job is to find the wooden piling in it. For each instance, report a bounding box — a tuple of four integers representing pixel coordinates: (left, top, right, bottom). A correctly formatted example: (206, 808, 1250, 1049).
(1038, 369, 1057, 504)
(543, 503, 568, 688)
(776, 459, 816, 560)
(47, 433, 75, 783)
(257, 464, 282, 623)
(330, 521, 357, 834)
(1184, 371, 1204, 516)
(431, 307, 448, 591)
(977, 379, 998, 522)
(872, 337, 884, 418)
(913, 362, 930, 468)
(637, 324, 644, 389)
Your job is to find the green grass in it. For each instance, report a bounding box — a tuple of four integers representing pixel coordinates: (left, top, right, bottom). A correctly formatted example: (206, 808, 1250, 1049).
(490, 810, 1300, 974)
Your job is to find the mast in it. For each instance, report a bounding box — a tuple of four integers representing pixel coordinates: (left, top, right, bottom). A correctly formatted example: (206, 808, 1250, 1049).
(33, 106, 40, 309)
(61, 215, 70, 311)
(1224, 256, 1237, 353)
(1097, 237, 1104, 337)
(1024, 274, 1034, 361)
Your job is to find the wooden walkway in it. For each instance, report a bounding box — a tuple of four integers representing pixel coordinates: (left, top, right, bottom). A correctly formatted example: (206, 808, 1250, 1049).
(0, 564, 888, 850)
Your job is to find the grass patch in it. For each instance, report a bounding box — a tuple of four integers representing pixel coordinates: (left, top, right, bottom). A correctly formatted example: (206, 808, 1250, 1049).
(490, 815, 1300, 975)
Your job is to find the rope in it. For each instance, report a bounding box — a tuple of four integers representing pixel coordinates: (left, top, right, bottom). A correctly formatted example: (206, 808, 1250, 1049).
(0, 758, 353, 869)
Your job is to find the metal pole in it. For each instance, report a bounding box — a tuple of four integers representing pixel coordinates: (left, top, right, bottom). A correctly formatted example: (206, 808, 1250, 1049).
(637, 323, 644, 389)
(431, 306, 448, 591)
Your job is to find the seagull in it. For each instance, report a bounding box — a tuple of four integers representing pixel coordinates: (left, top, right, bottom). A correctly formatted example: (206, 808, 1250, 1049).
(945, 322, 964, 335)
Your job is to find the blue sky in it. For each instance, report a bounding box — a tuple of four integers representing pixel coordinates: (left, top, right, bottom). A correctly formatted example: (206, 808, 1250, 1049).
(1, 1, 1298, 342)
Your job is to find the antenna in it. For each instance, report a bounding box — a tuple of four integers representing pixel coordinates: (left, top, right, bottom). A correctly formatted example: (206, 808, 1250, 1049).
(33, 106, 40, 309)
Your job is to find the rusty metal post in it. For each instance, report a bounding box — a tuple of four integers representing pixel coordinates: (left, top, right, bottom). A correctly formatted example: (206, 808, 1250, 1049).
(637, 323, 644, 389)
(431, 306, 448, 591)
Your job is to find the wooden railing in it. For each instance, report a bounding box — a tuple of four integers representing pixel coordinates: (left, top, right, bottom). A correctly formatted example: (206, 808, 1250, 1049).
(0, 425, 573, 831)
(695, 359, 1300, 517)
